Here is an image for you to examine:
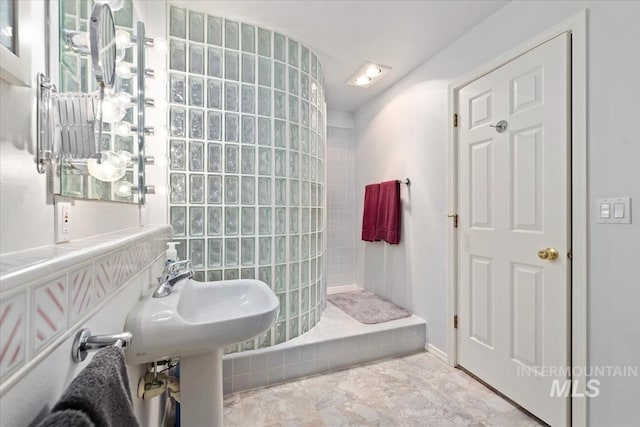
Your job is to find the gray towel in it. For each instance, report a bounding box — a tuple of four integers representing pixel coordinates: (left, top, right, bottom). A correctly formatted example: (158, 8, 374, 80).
(47, 346, 140, 427)
(37, 409, 94, 427)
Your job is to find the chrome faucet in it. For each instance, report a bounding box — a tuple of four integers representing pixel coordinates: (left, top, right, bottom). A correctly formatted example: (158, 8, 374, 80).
(153, 260, 195, 298)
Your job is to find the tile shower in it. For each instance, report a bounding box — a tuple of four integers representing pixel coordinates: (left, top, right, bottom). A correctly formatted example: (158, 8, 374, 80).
(166, 6, 327, 352)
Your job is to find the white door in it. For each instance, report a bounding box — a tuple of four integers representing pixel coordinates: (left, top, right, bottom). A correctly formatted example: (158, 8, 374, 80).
(457, 33, 570, 426)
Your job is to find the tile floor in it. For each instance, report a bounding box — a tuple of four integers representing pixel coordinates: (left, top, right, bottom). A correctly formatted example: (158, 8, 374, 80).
(223, 352, 543, 426)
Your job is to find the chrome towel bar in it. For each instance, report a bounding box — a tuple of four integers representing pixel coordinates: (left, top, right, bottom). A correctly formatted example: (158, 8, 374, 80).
(72, 328, 132, 362)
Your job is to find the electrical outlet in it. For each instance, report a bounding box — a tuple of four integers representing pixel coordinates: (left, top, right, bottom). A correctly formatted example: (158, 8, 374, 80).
(55, 200, 72, 243)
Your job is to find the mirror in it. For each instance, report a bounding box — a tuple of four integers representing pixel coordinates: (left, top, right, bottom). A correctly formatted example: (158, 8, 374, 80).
(89, 3, 116, 90)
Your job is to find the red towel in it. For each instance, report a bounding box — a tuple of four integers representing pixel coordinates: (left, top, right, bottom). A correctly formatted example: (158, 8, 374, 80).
(361, 184, 380, 241)
(375, 180, 401, 244)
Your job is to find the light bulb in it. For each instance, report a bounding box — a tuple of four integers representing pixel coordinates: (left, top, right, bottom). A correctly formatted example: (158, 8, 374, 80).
(100, 92, 126, 123)
(95, 0, 125, 11)
(114, 121, 133, 137)
(116, 30, 133, 50)
(365, 66, 382, 78)
(116, 62, 133, 79)
(87, 151, 127, 182)
(118, 150, 133, 166)
(355, 75, 371, 86)
(116, 91, 134, 108)
(114, 180, 133, 197)
(153, 38, 168, 54)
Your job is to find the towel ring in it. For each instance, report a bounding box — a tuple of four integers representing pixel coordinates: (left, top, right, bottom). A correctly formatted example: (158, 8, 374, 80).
(72, 328, 132, 362)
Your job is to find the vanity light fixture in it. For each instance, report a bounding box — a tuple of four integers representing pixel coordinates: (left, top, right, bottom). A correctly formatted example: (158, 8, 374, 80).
(347, 62, 391, 88)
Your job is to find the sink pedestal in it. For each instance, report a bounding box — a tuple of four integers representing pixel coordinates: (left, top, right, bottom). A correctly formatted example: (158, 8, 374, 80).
(180, 349, 224, 427)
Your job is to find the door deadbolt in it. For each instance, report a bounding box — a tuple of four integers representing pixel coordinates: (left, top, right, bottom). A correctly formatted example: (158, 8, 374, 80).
(489, 120, 508, 133)
(537, 248, 559, 261)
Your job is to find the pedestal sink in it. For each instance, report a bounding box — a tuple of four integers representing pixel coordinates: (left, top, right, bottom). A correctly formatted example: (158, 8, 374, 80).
(124, 278, 279, 426)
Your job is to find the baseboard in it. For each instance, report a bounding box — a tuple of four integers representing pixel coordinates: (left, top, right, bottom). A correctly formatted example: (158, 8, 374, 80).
(426, 343, 448, 363)
(326, 284, 360, 295)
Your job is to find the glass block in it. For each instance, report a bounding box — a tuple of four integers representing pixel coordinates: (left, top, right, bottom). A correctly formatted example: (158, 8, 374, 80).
(288, 67, 298, 95)
(301, 235, 309, 260)
(289, 291, 299, 320)
(300, 45, 309, 73)
(274, 236, 286, 263)
(289, 235, 299, 261)
(241, 54, 255, 83)
(189, 11, 204, 42)
(225, 207, 239, 235)
(275, 322, 286, 344)
(225, 51, 239, 81)
(241, 206, 255, 234)
(190, 206, 205, 236)
(274, 208, 287, 234)
(207, 47, 223, 78)
(310, 132, 317, 156)
(259, 237, 272, 265)
(310, 258, 317, 281)
(310, 209, 317, 232)
(208, 206, 222, 236)
(259, 207, 271, 235)
(274, 32, 286, 62)
(302, 207, 310, 232)
(258, 267, 271, 285)
(274, 91, 286, 120)
(170, 173, 186, 203)
(301, 286, 309, 312)
(257, 118, 271, 146)
(257, 87, 271, 116)
(207, 111, 222, 141)
(241, 268, 255, 279)
(311, 53, 318, 78)
(207, 15, 223, 46)
(240, 23, 255, 52)
(208, 269, 223, 281)
(170, 140, 186, 170)
(241, 176, 255, 205)
(258, 148, 271, 176)
(170, 74, 186, 104)
(224, 175, 239, 204)
(225, 20, 239, 50)
(310, 107, 317, 130)
(189, 141, 204, 171)
(274, 62, 285, 90)
(275, 179, 286, 206)
(189, 77, 204, 107)
(173, 239, 187, 261)
(224, 238, 239, 266)
(310, 233, 317, 257)
(207, 175, 222, 204)
(190, 174, 205, 203)
(310, 158, 317, 181)
(189, 109, 204, 139)
(289, 180, 299, 206)
(170, 107, 186, 137)
(288, 95, 298, 123)
(225, 145, 239, 173)
(301, 154, 309, 180)
(289, 262, 299, 289)
(241, 146, 255, 174)
(301, 312, 309, 334)
(207, 239, 222, 268)
(170, 206, 186, 236)
(258, 57, 271, 87)
(170, 6, 186, 38)
(274, 120, 286, 148)
(301, 101, 309, 127)
(289, 152, 299, 178)
(190, 239, 205, 268)
(301, 260, 310, 287)
(241, 237, 255, 265)
(225, 113, 239, 142)
(288, 38, 298, 67)
(241, 115, 255, 143)
(300, 73, 309, 100)
(241, 85, 255, 114)
(274, 265, 286, 293)
(189, 44, 205, 75)
(257, 28, 270, 57)
(289, 123, 299, 150)
(274, 150, 286, 177)
(310, 80, 318, 105)
(207, 143, 222, 172)
(224, 82, 239, 111)
(207, 79, 222, 109)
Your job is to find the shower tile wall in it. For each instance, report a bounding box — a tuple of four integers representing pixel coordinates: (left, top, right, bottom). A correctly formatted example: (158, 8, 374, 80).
(326, 127, 355, 287)
(167, 6, 327, 351)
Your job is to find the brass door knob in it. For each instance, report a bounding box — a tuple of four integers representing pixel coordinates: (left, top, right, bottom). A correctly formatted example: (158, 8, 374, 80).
(538, 248, 559, 261)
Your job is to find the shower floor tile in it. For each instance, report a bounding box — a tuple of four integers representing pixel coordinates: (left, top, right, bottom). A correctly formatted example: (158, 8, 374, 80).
(223, 352, 544, 426)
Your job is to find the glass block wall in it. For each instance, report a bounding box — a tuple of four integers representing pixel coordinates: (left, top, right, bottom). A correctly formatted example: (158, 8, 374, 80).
(167, 6, 327, 352)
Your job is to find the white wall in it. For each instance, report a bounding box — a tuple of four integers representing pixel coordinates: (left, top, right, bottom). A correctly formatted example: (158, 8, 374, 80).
(0, 1, 140, 255)
(353, 2, 640, 425)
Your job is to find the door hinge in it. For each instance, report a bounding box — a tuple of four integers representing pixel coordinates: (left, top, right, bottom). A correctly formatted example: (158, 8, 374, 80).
(454, 315, 458, 329)
(453, 113, 458, 127)
(447, 214, 458, 228)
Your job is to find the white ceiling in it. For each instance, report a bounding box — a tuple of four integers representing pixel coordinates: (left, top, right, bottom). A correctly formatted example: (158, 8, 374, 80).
(171, 1, 508, 112)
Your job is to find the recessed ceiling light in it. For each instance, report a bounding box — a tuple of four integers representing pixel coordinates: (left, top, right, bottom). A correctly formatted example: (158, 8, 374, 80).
(347, 62, 391, 88)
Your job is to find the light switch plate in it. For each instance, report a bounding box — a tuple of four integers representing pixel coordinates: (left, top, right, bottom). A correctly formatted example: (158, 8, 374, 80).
(597, 197, 631, 224)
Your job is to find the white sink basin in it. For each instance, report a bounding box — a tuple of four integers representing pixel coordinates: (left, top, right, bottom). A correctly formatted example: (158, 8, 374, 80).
(124, 278, 279, 365)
